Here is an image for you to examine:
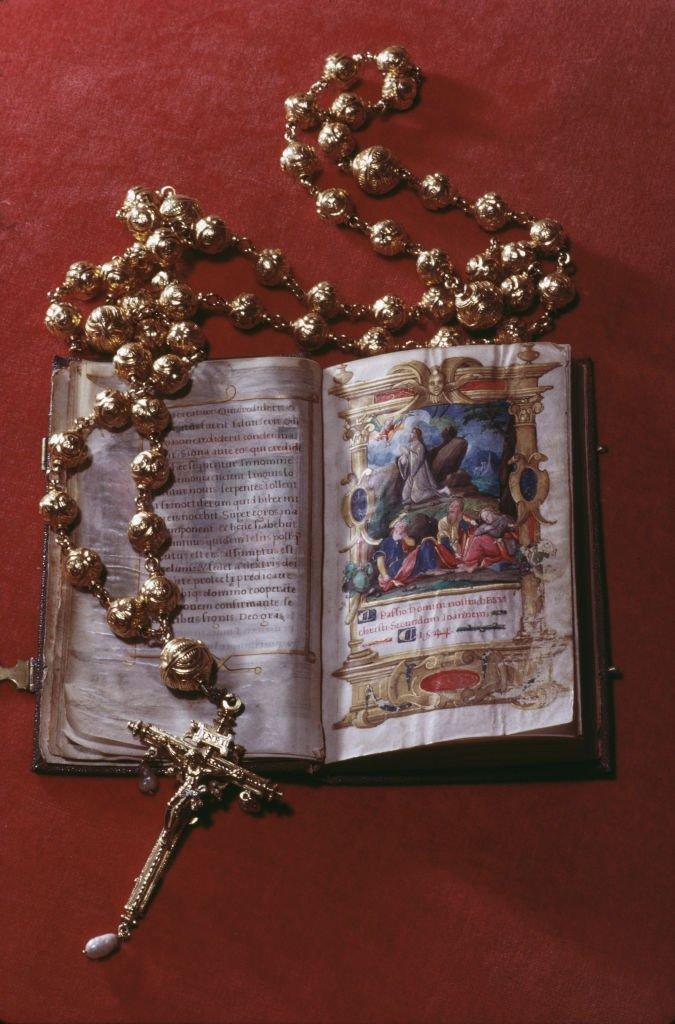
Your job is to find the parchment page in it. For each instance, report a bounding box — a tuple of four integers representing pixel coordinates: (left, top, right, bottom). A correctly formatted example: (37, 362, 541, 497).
(321, 343, 577, 764)
(39, 356, 324, 767)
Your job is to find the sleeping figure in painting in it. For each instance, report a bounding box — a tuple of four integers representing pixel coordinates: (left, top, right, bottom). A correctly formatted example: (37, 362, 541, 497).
(458, 508, 519, 573)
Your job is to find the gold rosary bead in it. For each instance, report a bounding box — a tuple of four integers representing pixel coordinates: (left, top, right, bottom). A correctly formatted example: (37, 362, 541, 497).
(315, 188, 355, 224)
(166, 320, 205, 355)
(420, 286, 456, 322)
(292, 313, 327, 352)
(429, 326, 469, 347)
(351, 146, 401, 195)
(158, 193, 203, 241)
(118, 292, 157, 323)
(48, 430, 88, 467)
(100, 257, 132, 298)
(500, 240, 535, 272)
(124, 186, 160, 209)
(124, 242, 157, 279)
(466, 252, 501, 281)
(84, 304, 132, 353)
(139, 573, 181, 616)
(152, 354, 190, 394)
(94, 388, 132, 429)
(372, 295, 407, 331)
(45, 301, 83, 340)
(131, 396, 171, 437)
(418, 173, 454, 210)
(455, 281, 504, 329)
(324, 52, 358, 85)
(330, 92, 367, 129)
(158, 282, 198, 321)
(135, 318, 168, 352)
(149, 270, 173, 295)
(64, 547, 104, 587)
(317, 121, 355, 160)
(501, 273, 536, 311)
(529, 218, 565, 254)
(255, 249, 288, 286)
(369, 219, 409, 256)
(106, 597, 150, 639)
(123, 202, 161, 240)
(128, 511, 169, 555)
(280, 142, 320, 179)
(145, 228, 183, 267)
(39, 489, 79, 527)
(357, 326, 392, 355)
(131, 449, 171, 490)
(284, 93, 321, 129)
(113, 342, 154, 382)
(193, 215, 231, 254)
(307, 281, 339, 319)
(537, 271, 576, 308)
(416, 249, 453, 285)
(64, 261, 103, 300)
(229, 293, 264, 330)
(375, 45, 411, 74)
(473, 192, 510, 231)
(382, 71, 417, 110)
(495, 317, 529, 344)
(159, 637, 215, 693)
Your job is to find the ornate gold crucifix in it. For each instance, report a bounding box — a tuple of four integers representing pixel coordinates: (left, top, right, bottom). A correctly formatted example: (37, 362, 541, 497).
(83, 693, 282, 960)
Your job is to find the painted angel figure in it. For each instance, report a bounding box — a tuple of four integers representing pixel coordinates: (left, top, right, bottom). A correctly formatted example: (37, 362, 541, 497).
(397, 428, 445, 507)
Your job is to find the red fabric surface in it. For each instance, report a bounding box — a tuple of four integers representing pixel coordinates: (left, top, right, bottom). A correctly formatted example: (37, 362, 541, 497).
(1, 2, 674, 1022)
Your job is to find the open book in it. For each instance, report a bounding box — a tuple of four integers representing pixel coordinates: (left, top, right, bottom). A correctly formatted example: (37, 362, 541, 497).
(36, 343, 611, 779)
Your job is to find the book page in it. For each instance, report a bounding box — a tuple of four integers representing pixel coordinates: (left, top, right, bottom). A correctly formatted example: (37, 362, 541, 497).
(321, 343, 577, 764)
(39, 356, 324, 767)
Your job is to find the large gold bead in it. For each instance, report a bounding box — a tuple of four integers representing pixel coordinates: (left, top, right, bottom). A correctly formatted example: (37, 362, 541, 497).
(64, 547, 104, 587)
(149, 270, 173, 295)
(45, 301, 83, 339)
(100, 257, 132, 298)
(375, 46, 411, 73)
(124, 186, 160, 209)
(255, 249, 288, 286)
(48, 430, 88, 467)
(500, 240, 535, 273)
(466, 252, 500, 281)
(158, 193, 203, 240)
(146, 228, 183, 267)
(130, 449, 170, 490)
(372, 295, 407, 331)
(166, 319, 205, 355)
(419, 173, 453, 210)
(370, 219, 408, 256)
(280, 142, 319, 179)
(118, 292, 156, 323)
(193, 215, 231, 254)
(292, 313, 327, 352)
(529, 218, 565, 254)
(324, 53, 357, 85)
(131, 397, 170, 437)
(473, 192, 509, 231)
(358, 327, 391, 355)
(316, 188, 354, 224)
(495, 317, 529, 344)
(123, 203, 160, 240)
(106, 597, 149, 639)
(159, 637, 215, 693)
(113, 342, 153, 382)
(139, 573, 180, 615)
(39, 489, 78, 526)
(382, 71, 417, 110)
(455, 282, 504, 329)
(284, 93, 320, 129)
(64, 261, 103, 300)
(158, 282, 198, 321)
(317, 121, 355, 160)
(537, 271, 575, 308)
(136, 318, 168, 352)
(84, 304, 132, 353)
(330, 92, 367, 129)
(307, 281, 339, 319)
(429, 326, 469, 347)
(501, 273, 536, 311)
(416, 249, 453, 285)
(152, 354, 190, 394)
(127, 511, 169, 554)
(124, 242, 157, 279)
(229, 293, 263, 330)
(351, 146, 400, 195)
(420, 286, 455, 322)
(94, 388, 131, 429)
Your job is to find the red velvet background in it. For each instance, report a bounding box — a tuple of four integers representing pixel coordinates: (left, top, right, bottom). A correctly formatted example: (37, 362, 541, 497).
(1, 2, 673, 1022)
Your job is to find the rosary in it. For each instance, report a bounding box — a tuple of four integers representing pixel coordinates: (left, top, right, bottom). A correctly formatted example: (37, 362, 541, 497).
(38, 46, 576, 959)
